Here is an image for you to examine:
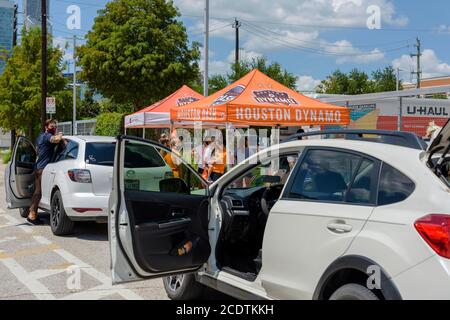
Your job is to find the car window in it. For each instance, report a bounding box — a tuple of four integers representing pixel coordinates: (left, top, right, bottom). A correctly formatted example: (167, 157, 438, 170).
(54, 140, 78, 162)
(346, 159, 375, 204)
(85, 142, 116, 166)
(378, 163, 415, 206)
(16, 138, 36, 164)
(287, 149, 362, 202)
(226, 154, 299, 190)
(123, 140, 207, 195)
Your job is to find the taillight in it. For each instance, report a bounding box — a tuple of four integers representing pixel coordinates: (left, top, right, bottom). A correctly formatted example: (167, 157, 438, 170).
(68, 169, 92, 183)
(414, 214, 450, 259)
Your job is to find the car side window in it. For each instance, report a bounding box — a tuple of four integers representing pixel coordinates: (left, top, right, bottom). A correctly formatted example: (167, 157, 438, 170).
(346, 159, 376, 204)
(123, 140, 207, 195)
(16, 139, 36, 164)
(287, 149, 364, 203)
(65, 141, 79, 160)
(378, 163, 415, 206)
(54, 140, 78, 162)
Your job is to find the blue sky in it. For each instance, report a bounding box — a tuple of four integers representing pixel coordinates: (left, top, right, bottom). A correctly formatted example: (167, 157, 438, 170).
(16, 0, 450, 91)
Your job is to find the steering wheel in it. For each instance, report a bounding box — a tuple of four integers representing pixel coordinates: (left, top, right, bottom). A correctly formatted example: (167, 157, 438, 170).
(260, 184, 284, 217)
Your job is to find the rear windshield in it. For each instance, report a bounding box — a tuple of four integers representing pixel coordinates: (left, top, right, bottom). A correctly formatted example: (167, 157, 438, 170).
(85, 142, 116, 166)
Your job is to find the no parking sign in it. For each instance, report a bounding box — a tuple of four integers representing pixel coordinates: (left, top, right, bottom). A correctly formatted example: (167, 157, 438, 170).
(46, 97, 56, 115)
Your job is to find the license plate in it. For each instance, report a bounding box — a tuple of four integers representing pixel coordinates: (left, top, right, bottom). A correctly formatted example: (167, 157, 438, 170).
(124, 179, 140, 190)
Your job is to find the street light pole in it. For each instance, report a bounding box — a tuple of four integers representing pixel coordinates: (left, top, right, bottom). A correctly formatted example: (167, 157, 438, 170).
(72, 35, 77, 135)
(203, 0, 209, 96)
(41, 0, 47, 131)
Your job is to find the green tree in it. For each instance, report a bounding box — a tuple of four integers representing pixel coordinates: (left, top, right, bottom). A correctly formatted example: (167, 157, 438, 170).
(207, 57, 298, 94)
(95, 112, 124, 136)
(317, 66, 399, 95)
(371, 66, 398, 92)
(0, 27, 72, 140)
(78, 88, 101, 119)
(78, 0, 200, 110)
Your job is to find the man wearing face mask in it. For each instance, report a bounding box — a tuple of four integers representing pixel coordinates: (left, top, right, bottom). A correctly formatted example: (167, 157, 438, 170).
(27, 119, 64, 225)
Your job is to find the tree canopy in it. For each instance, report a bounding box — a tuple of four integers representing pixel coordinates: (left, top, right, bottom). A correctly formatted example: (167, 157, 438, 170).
(0, 27, 71, 139)
(207, 56, 298, 94)
(78, 0, 200, 110)
(317, 66, 399, 94)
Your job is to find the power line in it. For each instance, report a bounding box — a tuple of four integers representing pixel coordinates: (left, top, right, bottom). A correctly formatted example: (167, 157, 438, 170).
(241, 23, 410, 57)
(181, 14, 445, 33)
(243, 20, 415, 49)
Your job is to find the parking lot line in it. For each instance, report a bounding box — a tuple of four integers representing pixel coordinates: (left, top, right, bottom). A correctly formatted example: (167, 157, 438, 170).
(54, 249, 144, 300)
(1, 258, 56, 300)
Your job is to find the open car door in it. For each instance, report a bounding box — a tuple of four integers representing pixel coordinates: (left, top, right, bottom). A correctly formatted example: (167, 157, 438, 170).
(5, 136, 37, 209)
(109, 136, 211, 284)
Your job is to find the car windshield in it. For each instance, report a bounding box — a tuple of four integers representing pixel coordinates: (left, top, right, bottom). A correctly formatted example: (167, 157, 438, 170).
(85, 142, 116, 166)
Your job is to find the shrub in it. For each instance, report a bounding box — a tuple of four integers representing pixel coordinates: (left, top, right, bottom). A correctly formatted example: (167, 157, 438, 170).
(95, 112, 124, 137)
(2, 149, 12, 164)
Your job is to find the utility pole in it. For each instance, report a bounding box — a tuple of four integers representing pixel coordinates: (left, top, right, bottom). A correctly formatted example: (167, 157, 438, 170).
(232, 18, 241, 65)
(41, 0, 47, 131)
(410, 37, 422, 89)
(396, 67, 403, 91)
(72, 35, 77, 135)
(203, 0, 209, 96)
(10, 4, 18, 149)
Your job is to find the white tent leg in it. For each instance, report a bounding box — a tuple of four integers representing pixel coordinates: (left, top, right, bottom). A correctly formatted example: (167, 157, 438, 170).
(142, 128, 146, 139)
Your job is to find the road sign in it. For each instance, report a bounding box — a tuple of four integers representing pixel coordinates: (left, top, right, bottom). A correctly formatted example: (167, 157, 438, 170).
(46, 97, 56, 114)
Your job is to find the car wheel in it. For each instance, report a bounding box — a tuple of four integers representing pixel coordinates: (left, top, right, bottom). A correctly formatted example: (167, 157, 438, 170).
(163, 273, 205, 300)
(19, 207, 29, 218)
(50, 190, 74, 236)
(329, 283, 379, 300)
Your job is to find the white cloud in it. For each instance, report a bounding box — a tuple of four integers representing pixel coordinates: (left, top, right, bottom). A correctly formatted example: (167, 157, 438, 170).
(296, 75, 322, 92)
(437, 24, 450, 34)
(227, 49, 263, 63)
(392, 49, 450, 79)
(174, 0, 407, 28)
(174, 0, 404, 64)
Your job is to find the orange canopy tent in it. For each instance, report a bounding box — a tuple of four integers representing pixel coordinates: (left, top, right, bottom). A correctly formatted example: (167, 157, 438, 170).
(125, 85, 204, 129)
(171, 69, 350, 127)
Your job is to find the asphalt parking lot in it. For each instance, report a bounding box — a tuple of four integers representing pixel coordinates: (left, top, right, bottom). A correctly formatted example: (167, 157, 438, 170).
(0, 163, 169, 300)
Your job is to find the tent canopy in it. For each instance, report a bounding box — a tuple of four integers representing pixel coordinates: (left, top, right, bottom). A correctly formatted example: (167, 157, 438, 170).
(125, 85, 204, 128)
(171, 69, 350, 127)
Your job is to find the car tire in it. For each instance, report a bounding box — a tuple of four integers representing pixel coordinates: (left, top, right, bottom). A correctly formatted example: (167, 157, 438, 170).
(50, 190, 74, 236)
(329, 283, 379, 300)
(19, 207, 29, 218)
(163, 273, 205, 300)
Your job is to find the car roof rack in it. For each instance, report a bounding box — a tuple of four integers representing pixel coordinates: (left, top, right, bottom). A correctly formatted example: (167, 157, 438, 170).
(285, 129, 428, 150)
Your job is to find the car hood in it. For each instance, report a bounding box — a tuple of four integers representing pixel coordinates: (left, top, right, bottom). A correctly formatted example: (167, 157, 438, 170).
(428, 119, 450, 156)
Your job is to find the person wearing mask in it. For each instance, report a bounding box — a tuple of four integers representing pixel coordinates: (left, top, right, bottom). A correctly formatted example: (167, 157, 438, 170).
(28, 119, 64, 225)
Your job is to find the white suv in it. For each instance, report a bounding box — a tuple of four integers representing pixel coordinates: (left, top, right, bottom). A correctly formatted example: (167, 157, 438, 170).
(5, 135, 117, 235)
(108, 123, 450, 300)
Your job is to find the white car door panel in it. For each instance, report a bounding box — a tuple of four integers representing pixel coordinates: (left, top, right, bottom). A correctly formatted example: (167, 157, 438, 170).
(40, 163, 57, 208)
(262, 201, 373, 299)
(261, 148, 380, 299)
(5, 137, 37, 209)
(110, 137, 211, 283)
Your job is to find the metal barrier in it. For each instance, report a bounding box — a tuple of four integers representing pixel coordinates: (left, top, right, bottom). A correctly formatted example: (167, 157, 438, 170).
(58, 119, 96, 136)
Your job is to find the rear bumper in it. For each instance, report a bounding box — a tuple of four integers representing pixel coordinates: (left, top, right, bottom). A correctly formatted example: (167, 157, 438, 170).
(392, 255, 450, 299)
(62, 192, 109, 221)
